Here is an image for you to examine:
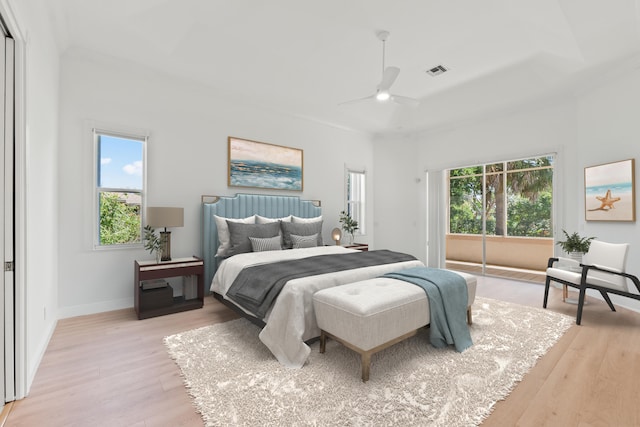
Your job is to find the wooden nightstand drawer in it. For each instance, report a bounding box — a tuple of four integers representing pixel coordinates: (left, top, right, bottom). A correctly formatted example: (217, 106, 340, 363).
(344, 243, 368, 251)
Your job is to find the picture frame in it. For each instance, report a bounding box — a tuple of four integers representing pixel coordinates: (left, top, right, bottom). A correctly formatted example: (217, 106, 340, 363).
(585, 158, 635, 222)
(228, 137, 303, 191)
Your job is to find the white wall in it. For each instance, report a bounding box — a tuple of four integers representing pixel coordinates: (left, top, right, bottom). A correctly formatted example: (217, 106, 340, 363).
(57, 49, 373, 317)
(374, 71, 640, 312)
(375, 100, 577, 264)
(372, 134, 422, 255)
(576, 70, 640, 311)
(7, 0, 61, 395)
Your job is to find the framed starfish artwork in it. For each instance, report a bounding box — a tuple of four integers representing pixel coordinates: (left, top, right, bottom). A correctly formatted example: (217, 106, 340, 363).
(585, 159, 635, 222)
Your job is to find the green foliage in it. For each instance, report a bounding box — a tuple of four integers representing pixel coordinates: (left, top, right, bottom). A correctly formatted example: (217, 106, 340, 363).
(557, 230, 595, 254)
(143, 225, 162, 254)
(507, 192, 552, 237)
(99, 192, 141, 245)
(339, 211, 359, 235)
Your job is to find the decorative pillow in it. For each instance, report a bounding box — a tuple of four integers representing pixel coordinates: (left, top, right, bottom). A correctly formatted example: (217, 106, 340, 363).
(290, 233, 318, 249)
(255, 214, 292, 224)
(249, 235, 282, 252)
(214, 215, 255, 257)
(226, 221, 281, 257)
(291, 215, 322, 224)
(280, 220, 323, 249)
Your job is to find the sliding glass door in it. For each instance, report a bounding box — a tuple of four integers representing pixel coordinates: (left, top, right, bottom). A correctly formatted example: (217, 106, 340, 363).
(446, 155, 554, 281)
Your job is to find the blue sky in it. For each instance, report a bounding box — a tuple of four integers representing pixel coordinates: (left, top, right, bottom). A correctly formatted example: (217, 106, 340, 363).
(98, 135, 143, 190)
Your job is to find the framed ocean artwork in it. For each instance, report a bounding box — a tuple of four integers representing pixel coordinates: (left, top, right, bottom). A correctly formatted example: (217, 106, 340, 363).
(228, 137, 303, 191)
(584, 158, 635, 222)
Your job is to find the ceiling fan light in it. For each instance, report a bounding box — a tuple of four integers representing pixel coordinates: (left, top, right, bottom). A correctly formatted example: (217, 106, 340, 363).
(376, 90, 390, 101)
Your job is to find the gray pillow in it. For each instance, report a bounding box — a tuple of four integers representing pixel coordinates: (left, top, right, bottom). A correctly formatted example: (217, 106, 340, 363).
(280, 221, 323, 249)
(249, 235, 282, 252)
(226, 221, 281, 257)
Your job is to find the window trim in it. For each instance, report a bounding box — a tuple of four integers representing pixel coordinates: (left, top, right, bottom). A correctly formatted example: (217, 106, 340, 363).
(93, 128, 148, 250)
(345, 166, 366, 236)
(446, 154, 554, 237)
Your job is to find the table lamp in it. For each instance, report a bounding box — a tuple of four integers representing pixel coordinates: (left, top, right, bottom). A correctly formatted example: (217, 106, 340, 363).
(331, 227, 342, 245)
(147, 207, 184, 261)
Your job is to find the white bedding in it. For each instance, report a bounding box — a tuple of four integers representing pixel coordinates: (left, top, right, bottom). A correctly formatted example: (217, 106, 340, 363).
(211, 246, 424, 368)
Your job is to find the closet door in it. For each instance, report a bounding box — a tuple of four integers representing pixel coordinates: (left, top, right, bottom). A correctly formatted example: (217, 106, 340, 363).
(0, 24, 16, 406)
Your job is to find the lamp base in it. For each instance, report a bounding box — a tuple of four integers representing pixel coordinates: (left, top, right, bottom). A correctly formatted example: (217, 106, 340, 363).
(160, 231, 172, 261)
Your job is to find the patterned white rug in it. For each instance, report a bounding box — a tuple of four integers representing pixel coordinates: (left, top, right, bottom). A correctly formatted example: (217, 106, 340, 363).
(165, 297, 573, 427)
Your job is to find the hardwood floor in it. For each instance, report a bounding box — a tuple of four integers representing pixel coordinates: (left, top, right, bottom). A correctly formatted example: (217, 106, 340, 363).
(5, 277, 640, 426)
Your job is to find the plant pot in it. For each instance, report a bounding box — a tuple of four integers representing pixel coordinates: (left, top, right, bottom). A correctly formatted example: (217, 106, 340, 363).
(568, 251, 583, 263)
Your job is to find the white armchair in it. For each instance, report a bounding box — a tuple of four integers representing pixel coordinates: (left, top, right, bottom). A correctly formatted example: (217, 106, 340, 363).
(543, 240, 640, 324)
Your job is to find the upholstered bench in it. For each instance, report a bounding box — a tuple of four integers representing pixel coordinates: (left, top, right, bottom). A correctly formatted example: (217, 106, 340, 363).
(312, 272, 476, 382)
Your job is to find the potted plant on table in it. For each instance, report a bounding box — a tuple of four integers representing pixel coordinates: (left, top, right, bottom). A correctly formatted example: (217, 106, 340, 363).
(143, 225, 163, 263)
(557, 229, 595, 262)
(339, 211, 359, 245)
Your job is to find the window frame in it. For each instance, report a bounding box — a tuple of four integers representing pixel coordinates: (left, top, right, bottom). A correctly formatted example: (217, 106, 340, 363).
(93, 128, 148, 250)
(345, 167, 366, 236)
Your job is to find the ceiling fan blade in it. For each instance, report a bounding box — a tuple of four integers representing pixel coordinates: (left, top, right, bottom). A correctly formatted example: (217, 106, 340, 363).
(378, 66, 400, 91)
(338, 94, 376, 106)
(391, 94, 420, 107)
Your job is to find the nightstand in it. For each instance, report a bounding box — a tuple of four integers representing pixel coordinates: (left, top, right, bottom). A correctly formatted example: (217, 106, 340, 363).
(134, 256, 204, 319)
(344, 243, 368, 251)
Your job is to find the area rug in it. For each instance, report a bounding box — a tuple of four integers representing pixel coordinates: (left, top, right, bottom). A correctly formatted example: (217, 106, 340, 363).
(164, 297, 573, 426)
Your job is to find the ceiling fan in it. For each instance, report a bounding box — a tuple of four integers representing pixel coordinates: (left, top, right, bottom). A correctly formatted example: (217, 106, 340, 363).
(340, 31, 420, 107)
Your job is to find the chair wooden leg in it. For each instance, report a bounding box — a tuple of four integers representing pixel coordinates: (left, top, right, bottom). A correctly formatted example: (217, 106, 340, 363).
(563, 284, 568, 302)
(543, 276, 551, 308)
(467, 307, 472, 325)
(319, 330, 326, 353)
(599, 290, 616, 312)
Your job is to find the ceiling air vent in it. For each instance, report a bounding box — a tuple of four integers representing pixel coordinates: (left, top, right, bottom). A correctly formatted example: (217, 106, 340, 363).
(426, 65, 448, 76)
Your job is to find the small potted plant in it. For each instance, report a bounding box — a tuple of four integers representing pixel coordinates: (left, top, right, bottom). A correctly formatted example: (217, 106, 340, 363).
(557, 229, 595, 261)
(339, 211, 359, 245)
(143, 225, 163, 263)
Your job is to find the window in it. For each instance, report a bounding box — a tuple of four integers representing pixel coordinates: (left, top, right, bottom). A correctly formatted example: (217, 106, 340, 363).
(345, 169, 366, 235)
(94, 129, 146, 247)
(448, 155, 553, 237)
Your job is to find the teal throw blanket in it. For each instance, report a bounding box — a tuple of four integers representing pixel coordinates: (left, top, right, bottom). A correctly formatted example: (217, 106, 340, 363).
(382, 267, 472, 352)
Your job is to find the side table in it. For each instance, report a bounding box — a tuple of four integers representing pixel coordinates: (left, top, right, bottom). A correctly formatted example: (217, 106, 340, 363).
(134, 256, 204, 319)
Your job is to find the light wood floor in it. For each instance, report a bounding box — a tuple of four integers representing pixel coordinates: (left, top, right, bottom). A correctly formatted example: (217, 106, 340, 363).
(446, 260, 546, 283)
(4, 277, 640, 426)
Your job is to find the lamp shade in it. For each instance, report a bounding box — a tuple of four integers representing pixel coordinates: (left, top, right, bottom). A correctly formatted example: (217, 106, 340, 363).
(331, 227, 342, 245)
(147, 207, 184, 228)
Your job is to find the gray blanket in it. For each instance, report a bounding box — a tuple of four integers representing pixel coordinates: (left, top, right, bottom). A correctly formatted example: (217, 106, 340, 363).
(382, 267, 472, 352)
(227, 250, 417, 318)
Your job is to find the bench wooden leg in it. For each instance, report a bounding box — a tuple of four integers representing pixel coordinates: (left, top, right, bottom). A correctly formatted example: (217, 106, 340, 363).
(361, 352, 371, 382)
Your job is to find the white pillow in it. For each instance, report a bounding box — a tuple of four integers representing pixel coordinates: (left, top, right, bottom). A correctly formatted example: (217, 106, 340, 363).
(255, 214, 292, 224)
(291, 233, 319, 249)
(214, 215, 255, 257)
(291, 215, 322, 224)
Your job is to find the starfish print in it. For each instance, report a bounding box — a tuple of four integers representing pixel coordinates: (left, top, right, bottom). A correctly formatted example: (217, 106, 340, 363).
(589, 189, 621, 211)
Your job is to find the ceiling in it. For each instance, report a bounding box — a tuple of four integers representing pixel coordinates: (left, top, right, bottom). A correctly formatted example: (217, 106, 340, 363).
(45, 0, 640, 135)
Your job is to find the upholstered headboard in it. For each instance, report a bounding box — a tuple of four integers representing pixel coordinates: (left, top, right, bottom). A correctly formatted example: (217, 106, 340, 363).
(202, 193, 322, 287)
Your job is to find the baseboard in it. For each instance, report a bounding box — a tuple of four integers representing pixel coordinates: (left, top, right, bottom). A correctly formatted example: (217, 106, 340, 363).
(26, 317, 57, 397)
(57, 298, 133, 319)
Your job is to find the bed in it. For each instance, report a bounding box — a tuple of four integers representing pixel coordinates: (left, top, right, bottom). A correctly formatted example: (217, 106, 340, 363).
(202, 194, 424, 368)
